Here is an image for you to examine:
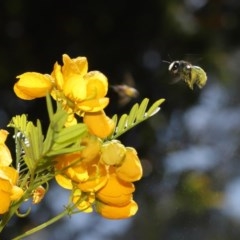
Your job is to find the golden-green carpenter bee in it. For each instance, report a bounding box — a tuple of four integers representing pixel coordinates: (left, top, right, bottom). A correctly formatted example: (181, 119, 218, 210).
(167, 60, 207, 90)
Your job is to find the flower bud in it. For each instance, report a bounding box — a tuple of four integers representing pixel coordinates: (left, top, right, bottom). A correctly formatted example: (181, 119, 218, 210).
(100, 140, 126, 166)
(14, 72, 53, 100)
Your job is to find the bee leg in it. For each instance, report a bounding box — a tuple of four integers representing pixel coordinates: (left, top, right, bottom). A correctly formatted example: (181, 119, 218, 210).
(187, 81, 194, 90)
(186, 71, 194, 90)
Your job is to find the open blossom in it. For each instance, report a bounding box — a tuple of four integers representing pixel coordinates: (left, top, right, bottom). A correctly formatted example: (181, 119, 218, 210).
(51, 54, 114, 133)
(51, 54, 109, 115)
(14, 54, 115, 137)
(55, 134, 143, 219)
(0, 130, 23, 214)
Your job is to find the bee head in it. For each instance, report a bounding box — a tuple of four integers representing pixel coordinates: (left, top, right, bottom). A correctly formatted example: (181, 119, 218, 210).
(169, 61, 180, 74)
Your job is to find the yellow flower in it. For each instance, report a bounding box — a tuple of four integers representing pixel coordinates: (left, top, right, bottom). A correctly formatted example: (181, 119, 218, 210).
(54, 152, 87, 189)
(0, 167, 24, 214)
(14, 54, 110, 126)
(0, 130, 12, 166)
(116, 147, 143, 182)
(55, 174, 73, 190)
(51, 54, 109, 125)
(0, 130, 23, 214)
(95, 199, 138, 219)
(83, 110, 115, 139)
(77, 159, 108, 192)
(55, 151, 108, 193)
(14, 72, 53, 100)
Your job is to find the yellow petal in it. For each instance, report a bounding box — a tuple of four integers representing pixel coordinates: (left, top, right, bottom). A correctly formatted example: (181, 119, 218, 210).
(11, 185, 24, 201)
(64, 113, 78, 127)
(78, 162, 108, 192)
(100, 140, 126, 166)
(78, 98, 109, 112)
(0, 174, 12, 193)
(55, 174, 73, 189)
(54, 152, 89, 184)
(74, 199, 93, 213)
(95, 199, 138, 219)
(0, 167, 23, 202)
(83, 111, 115, 139)
(67, 165, 89, 182)
(96, 172, 135, 206)
(72, 190, 94, 213)
(0, 167, 19, 185)
(14, 72, 53, 100)
(0, 130, 12, 166)
(0, 190, 11, 214)
(51, 62, 64, 90)
(63, 75, 87, 101)
(62, 54, 88, 77)
(0, 129, 8, 143)
(85, 71, 108, 98)
(80, 134, 102, 163)
(116, 147, 143, 182)
(54, 152, 82, 171)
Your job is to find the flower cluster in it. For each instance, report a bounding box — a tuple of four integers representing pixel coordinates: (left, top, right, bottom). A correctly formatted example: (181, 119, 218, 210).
(14, 54, 114, 137)
(0, 130, 23, 214)
(55, 136, 142, 219)
(12, 54, 142, 219)
(0, 53, 164, 238)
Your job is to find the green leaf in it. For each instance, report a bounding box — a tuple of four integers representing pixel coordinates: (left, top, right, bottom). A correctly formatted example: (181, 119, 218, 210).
(146, 99, 165, 117)
(53, 123, 87, 144)
(46, 146, 83, 157)
(43, 107, 87, 156)
(116, 114, 128, 134)
(8, 114, 27, 131)
(111, 114, 118, 125)
(51, 108, 68, 132)
(136, 98, 149, 121)
(21, 120, 45, 173)
(127, 103, 139, 126)
(42, 125, 54, 155)
(110, 98, 165, 139)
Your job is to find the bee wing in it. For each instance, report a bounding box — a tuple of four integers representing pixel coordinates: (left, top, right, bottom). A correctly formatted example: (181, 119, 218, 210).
(169, 76, 182, 85)
(122, 71, 136, 87)
(118, 96, 132, 106)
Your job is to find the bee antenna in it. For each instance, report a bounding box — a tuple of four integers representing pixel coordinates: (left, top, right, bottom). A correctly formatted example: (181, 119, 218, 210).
(162, 60, 171, 64)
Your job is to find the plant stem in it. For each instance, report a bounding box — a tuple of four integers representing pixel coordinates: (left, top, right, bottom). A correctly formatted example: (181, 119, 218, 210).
(12, 208, 69, 240)
(46, 94, 54, 121)
(0, 200, 22, 233)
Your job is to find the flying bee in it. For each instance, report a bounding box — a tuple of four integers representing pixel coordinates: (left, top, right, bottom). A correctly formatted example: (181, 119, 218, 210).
(166, 60, 207, 90)
(111, 72, 139, 106)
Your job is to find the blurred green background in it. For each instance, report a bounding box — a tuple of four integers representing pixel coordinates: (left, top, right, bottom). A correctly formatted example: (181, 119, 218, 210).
(1, 0, 240, 239)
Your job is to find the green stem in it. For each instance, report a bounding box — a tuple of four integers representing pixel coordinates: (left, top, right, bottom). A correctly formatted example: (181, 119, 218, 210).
(46, 94, 54, 121)
(12, 208, 69, 240)
(0, 200, 23, 233)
